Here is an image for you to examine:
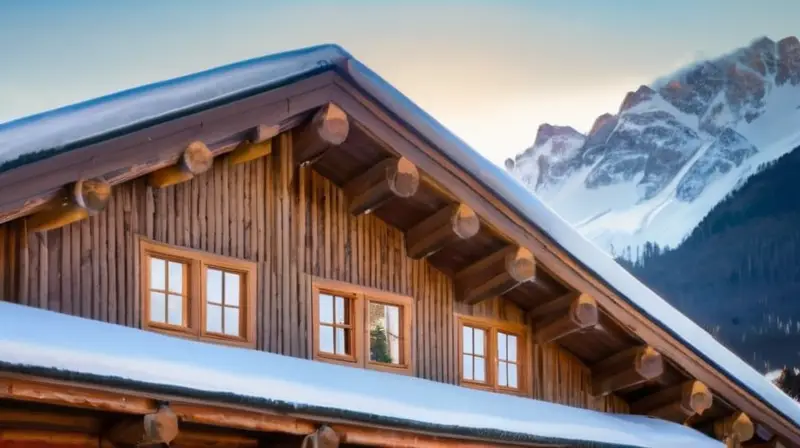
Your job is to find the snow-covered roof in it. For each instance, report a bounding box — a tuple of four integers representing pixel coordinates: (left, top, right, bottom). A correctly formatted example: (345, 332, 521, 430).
(0, 43, 798, 434)
(0, 301, 719, 448)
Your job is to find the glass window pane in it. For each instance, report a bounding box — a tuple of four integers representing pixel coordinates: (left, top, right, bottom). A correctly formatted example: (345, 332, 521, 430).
(206, 303, 222, 333)
(498, 361, 508, 387)
(167, 262, 183, 294)
(320, 325, 334, 353)
(462, 326, 473, 354)
(474, 328, 485, 356)
(224, 272, 240, 306)
(335, 327, 348, 355)
(508, 334, 518, 361)
(369, 306, 399, 364)
(167, 294, 183, 325)
(462, 354, 473, 380)
(150, 258, 165, 290)
(335, 296, 346, 324)
(207, 269, 223, 304)
(224, 307, 240, 336)
(474, 356, 486, 382)
(508, 363, 518, 389)
(319, 294, 333, 324)
(498, 332, 508, 361)
(150, 292, 166, 323)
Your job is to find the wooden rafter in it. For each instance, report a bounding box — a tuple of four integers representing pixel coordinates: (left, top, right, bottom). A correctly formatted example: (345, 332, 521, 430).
(294, 102, 350, 166)
(630, 380, 713, 422)
(344, 157, 420, 216)
(455, 245, 536, 305)
(105, 404, 179, 446)
(591, 345, 664, 397)
(227, 124, 278, 165)
(532, 293, 599, 344)
(26, 178, 111, 232)
(405, 203, 480, 259)
(148, 141, 214, 188)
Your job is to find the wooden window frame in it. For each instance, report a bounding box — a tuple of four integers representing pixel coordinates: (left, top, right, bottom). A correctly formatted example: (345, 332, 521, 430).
(457, 314, 529, 396)
(312, 277, 414, 375)
(139, 237, 257, 348)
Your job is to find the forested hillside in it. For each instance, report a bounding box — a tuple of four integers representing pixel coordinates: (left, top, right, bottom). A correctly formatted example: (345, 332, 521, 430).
(619, 145, 800, 371)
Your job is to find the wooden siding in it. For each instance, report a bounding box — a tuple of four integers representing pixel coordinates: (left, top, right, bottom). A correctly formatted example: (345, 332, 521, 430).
(0, 132, 627, 413)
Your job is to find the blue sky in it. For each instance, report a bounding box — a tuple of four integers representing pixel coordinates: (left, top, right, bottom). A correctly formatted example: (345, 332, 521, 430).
(1, 0, 797, 163)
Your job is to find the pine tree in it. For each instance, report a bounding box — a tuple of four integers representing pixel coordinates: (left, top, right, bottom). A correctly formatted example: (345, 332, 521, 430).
(370, 323, 393, 363)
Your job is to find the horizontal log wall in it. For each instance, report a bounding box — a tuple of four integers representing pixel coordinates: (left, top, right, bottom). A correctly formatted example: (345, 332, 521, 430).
(0, 132, 626, 413)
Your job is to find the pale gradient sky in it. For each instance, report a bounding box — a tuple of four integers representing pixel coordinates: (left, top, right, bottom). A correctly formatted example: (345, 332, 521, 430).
(0, 0, 798, 164)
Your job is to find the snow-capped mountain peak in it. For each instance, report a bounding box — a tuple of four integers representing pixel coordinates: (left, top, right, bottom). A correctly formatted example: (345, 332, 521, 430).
(507, 35, 800, 258)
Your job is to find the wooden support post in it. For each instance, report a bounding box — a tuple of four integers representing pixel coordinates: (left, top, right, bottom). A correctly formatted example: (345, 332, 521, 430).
(405, 203, 480, 259)
(630, 380, 713, 422)
(714, 412, 754, 447)
(105, 404, 179, 446)
(455, 245, 536, 305)
(27, 178, 111, 232)
(533, 293, 599, 344)
(344, 157, 420, 216)
(148, 141, 213, 188)
(591, 345, 664, 397)
(294, 103, 350, 166)
(228, 124, 278, 165)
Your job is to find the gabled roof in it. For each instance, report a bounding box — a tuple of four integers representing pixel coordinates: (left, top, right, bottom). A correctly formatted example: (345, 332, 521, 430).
(0, 301, 720, 448)
(0, 44, 798, 440)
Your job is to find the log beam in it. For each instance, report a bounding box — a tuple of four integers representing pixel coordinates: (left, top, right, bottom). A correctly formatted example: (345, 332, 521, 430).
(405, 203, 480, 259)
(27, 178, 111, 232)
(105, 404, 179, 446)
(591, 346, 664, 397)
(302, 425, 340, 448)
(533, 293, 599, 344)
(344, 157, 420, 216)
(714, 412, 755, 446)
(148, 141, 213, 188)
(228, 124, 278, 165)
(455, 246, 536, 305)
(630, 380, 713, 422)
(294, 103, 349, 166)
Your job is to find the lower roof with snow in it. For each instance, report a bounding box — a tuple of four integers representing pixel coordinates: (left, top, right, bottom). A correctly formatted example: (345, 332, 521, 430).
(0, 44, 798, 438)
(0, 302, 719, 448)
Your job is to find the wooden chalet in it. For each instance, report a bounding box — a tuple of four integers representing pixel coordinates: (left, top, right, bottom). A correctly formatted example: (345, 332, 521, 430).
(0, 44, 797, 448)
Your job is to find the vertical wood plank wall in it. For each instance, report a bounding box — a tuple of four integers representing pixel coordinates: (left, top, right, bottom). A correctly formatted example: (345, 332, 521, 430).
(0, 133, 627, 414)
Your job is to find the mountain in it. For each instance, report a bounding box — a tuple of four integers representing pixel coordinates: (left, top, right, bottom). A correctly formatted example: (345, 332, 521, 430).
(618, 147, 800, 371)
(506, 35, 800, 257)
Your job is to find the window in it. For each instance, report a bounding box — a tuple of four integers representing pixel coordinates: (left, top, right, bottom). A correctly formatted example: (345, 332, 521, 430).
(140, 238, 256, 347)
(458, 315, 528, 395)
(312, 278, 413, 374)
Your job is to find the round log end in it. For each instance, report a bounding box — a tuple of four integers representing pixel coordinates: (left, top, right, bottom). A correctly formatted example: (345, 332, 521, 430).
(635, 347, 664, 380)
(570, 293, 599, 327)
(317, 103, 350, 145)
(731, 412, 754, 442)
(72, 178, 111, 213)
(451, 204, 480, 239)
(316, 425, 340, 448)
(388, 157, 420, 198)
(144, 406, 179, 444)
(505, 246, 536, 282)
(687, 381, 713, 415)
(181, 141, 214, 175)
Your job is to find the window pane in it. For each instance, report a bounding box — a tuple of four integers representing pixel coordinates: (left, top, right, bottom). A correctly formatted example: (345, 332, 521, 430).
(335, 296, 347, 324)
(224, 272, 240, 306)
(167, 262, 183, 294)
(207, 269, 223, 304)
(206, 303, 222, 333)
(167, 294, 183, 325)
(474, 328, 485, 356)
(150, 258, 165, 290)
(335, 327, 349, 355)
(462, 354, 473, 380)
(508, 334, 518, 361)
(319, 294, 333, 324)
(320, 325, 334, 353)
(224, 307, 240, 336)
(508, 363, 518, 389)
(462, 326, 473, 355)
(150, 292, 166, 323)
(474, 356, 486, 382)
(498, 361, 508, 387)
(498, 332, 508, 361)
(368, 302, 401, 364)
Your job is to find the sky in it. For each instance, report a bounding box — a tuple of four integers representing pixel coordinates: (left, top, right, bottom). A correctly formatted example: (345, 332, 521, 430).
(0, 0, 798, 164)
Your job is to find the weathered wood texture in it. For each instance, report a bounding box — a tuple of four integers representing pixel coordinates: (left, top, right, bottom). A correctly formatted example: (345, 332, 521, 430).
(0, 133, 625, 413)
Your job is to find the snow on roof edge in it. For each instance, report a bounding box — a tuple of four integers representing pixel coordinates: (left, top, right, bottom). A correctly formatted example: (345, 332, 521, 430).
(0, 301, 720, 448)
(338, 59, 800, 429)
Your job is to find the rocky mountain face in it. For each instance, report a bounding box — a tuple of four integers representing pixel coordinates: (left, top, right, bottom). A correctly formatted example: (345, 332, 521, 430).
(506, 36, 800, 257)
